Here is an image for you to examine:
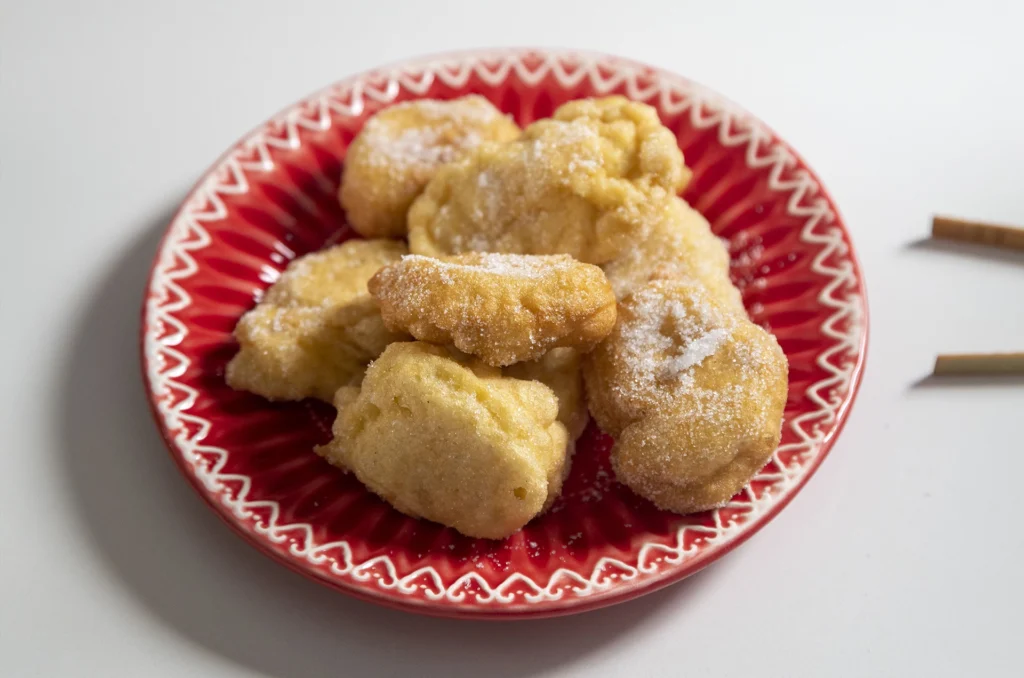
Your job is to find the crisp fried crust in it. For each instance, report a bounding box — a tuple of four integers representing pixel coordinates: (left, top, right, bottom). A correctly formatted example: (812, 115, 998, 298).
(369, 253, 616, 366)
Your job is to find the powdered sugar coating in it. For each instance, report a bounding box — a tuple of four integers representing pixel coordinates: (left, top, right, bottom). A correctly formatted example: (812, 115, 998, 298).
(366, 126, 470, 168)
(400, 252, 572, 280)
(594, 281, 744, 425)
(340, 95, 520, 238)
(369, 253, 617, 367)
(407, 96, 688, 265)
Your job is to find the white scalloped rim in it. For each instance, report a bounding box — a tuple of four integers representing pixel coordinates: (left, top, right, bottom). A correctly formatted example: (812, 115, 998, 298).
(143, 49, 866, 611)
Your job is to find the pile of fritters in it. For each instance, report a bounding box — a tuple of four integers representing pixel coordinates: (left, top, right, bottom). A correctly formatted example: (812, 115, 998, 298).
(226, 95, 788, 539)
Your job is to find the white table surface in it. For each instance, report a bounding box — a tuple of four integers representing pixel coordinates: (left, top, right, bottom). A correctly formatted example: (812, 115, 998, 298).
(3, 1, 1023, 676)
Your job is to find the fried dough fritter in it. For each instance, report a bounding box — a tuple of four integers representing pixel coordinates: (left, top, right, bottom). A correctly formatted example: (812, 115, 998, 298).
(227, 92, 792, 532)
(316, 342, 571, 539)
(225, 239, 408, 401)
(583, 278, 788, 513)
(368, 253, 617, 366)
(602, 196, 745, 313)
(339, 96, 520, 238)
(407, 96, 688, 264)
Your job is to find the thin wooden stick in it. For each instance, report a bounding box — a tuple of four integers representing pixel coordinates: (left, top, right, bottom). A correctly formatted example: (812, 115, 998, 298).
(933, 353, 1024, 376)
(932, 215, 1024, 252)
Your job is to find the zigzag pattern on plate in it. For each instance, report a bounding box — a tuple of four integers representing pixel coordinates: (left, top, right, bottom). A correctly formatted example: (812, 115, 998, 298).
(143, 50, 865, 606)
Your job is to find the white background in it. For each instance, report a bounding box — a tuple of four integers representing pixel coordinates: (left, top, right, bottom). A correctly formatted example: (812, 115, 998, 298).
(2, 1, 1023, 676)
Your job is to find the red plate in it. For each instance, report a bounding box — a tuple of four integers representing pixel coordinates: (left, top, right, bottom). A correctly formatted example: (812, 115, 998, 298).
(141, 49, 868, 618)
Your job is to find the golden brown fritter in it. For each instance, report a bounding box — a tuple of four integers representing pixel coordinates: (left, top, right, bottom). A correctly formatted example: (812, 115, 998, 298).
(225, 239, 408, 401)
(602, 196, 745, 314)
(368, 253, 616, 366)
(316, 342, 571, 539)
(339, 96, 520, 238)
(407, 96, 688, 264)
(583, 278, 788, 513)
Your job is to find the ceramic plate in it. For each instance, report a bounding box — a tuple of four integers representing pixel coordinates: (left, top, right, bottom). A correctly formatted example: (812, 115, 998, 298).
(141, 49, 868, 618)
